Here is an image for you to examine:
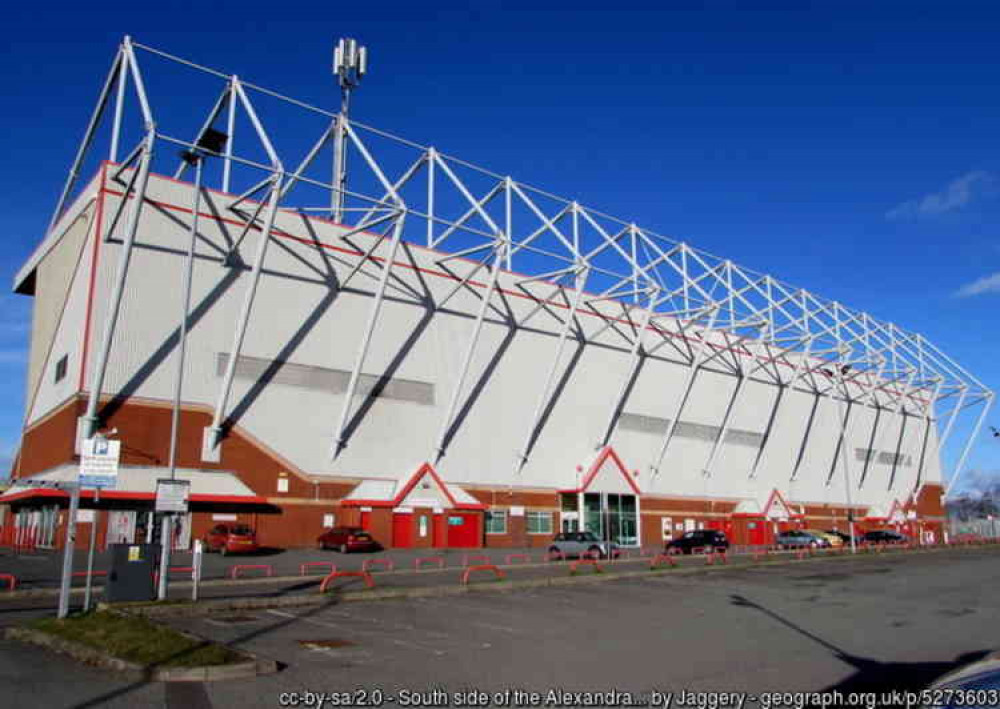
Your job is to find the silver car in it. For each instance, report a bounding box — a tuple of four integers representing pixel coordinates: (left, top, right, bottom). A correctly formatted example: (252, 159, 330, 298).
(548, 531, 619, 559)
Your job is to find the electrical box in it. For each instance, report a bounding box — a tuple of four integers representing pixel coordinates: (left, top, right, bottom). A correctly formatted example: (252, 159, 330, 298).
(105, 543, 160, 602)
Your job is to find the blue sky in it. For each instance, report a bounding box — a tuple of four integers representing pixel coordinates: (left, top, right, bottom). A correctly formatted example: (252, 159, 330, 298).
(1, 1, 997, 493)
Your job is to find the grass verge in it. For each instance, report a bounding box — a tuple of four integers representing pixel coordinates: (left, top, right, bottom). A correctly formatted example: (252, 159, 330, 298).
(30, 611, 242, 667)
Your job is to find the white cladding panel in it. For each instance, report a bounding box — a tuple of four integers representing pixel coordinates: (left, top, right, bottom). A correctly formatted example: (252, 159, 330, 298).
(68, 172, 940, 510)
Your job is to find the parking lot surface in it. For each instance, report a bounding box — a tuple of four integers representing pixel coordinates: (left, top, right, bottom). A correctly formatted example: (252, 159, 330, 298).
(2, 546, 999, 708)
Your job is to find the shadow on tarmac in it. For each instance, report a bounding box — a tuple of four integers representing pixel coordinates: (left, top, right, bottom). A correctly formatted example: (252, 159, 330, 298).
(728, 594, 990, 695)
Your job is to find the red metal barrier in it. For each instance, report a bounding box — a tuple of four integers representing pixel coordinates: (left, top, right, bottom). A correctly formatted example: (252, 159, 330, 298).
(153, 566, 194, 585)
(751, 546, 769, 561)
(320, 570, 375, 593)
(300, 561, 337, 576)
(463, 554, 492, 567)
(414, 556, 445, 570)
(0, 573, 16, 592)
(582, 549, 602, 561)
(545, 549, 565, 561)
(649, 553, 676, 569)
(72, 570, 108, 579)
(706, 547, 728, 565)
(569, 559, 603, 574)
(461, 564, 505, 585)
(229, 564, 273, 579)
(504, 553, 530, 565)
(362, 558, 395, 573)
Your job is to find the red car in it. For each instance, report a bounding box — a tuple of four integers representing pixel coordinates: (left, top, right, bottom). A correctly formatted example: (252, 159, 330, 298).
(317, 526, 379, 553)
(203, 523, 259, 555)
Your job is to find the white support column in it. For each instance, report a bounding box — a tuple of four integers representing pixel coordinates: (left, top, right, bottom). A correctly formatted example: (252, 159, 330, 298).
(222, 76, 237, 193)
(426, 147, 436, 247)
(597, 289, 657, 448)
(945, 394, 995, 498)
(913, 377, 944, 492)
(330, 213, 407, 458)
(78, 132, 155, 446)
(49, 46, 125, 236)
(514, 267, 589, 472)
(650, 305, 721, 476)
(433, 247, 505, 461)
(203, 176, 283, 459)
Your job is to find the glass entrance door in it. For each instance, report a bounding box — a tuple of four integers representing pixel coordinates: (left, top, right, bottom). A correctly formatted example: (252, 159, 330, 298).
(580, 492, 639, 547)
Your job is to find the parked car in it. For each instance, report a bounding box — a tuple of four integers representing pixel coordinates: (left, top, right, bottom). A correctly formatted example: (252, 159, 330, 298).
(665, 529, 730, 555)
(203, 523, 259, 555)
(825, 529, 862, 546)
(317, 526, 380, 553)
(548, 531, 619, 559)
(805, 529, 843, 547)
(862, 529, 909, 545)
(776, 530, 830, 549)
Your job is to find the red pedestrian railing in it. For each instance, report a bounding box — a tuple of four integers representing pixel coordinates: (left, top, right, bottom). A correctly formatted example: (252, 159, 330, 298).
(649, 553, 676, 569)
(706, 547, 728, 565)
(414, 556, 445, 570)
(229, 564, 273, 579)
(320, 570, 375, 592)
(569, 559, 603, 574)
(504, 553, 531, 565)
(461, 564, 504, 585)
(300, 562, 337, 576)
(462, 554, 492, 567)
(362, 558, 394, 573)
(0, 573, 17, 592)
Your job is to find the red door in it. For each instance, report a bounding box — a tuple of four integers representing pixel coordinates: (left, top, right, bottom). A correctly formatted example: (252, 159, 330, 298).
(392, 513, 413, 548)
(748, 521, 767, 546)
(446, 512, 479, 548)
(360, 511, 371, 530)
(432, 515, 446, 548)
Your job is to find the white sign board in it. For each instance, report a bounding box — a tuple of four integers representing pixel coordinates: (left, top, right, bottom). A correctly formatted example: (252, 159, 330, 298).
(155, 479, 190, 513)
(509, 506, 525, 517)
(79, 438, 120, 489)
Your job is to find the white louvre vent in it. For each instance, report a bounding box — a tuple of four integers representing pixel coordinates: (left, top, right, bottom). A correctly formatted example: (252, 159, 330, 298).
(217, 353, 435, 405)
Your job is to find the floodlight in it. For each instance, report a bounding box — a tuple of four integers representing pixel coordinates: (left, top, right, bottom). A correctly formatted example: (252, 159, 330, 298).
(197, 127, 228, 155)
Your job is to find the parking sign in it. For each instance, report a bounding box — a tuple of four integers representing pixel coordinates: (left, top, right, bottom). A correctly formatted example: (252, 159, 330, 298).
(79, 438, 120, 489)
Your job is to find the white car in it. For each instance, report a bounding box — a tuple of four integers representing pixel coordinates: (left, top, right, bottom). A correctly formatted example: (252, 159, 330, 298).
(548, 531, 620, 559)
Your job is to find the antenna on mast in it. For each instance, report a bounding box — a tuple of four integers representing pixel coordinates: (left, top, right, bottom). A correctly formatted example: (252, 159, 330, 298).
(332, 38, 368, 223)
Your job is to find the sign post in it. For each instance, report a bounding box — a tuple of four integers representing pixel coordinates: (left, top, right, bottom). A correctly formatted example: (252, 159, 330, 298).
(155, 479, 190, 601)
(57, 483, 81, 619)
(78, 436, 120, 612)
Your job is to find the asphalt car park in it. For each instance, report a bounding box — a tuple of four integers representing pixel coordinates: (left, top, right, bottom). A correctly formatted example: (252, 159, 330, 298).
(2, 545, 999, 708)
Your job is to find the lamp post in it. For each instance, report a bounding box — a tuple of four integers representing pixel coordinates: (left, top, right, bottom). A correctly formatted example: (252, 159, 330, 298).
(159, 129, 227, 601)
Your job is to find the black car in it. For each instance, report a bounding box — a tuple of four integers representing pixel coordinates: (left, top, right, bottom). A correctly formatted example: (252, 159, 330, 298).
(665, 529, 729, 555)
(862, 529, 908, 545)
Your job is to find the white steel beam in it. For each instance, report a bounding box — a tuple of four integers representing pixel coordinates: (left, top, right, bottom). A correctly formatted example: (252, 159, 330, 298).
(330, 213, 408, 457)
(78, 131, 155, 444)
(944, 394, 995, 498)
(650, 305, 722, 476)
(48, 46, 125, 236)
(514, 267, 589, 471)
(204, 176, 282, 454)
(433, 247, 506, 461)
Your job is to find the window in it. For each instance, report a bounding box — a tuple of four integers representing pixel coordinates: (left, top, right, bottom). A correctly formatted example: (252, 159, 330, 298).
(54, 355, 68, 383)
(485, 509, 507, 535)
(526, 511, 552, 535)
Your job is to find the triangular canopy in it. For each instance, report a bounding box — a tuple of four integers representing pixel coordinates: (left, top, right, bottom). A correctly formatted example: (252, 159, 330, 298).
(762, 489, 801, 521)
(341, 462, 485, 510)
(559, 446, 641, 495)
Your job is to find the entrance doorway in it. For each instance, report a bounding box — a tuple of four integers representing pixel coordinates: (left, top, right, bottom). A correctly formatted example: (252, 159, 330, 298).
(563, 492, 638, 546)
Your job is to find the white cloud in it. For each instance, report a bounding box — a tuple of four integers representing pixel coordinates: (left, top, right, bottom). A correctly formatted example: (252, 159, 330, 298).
(887, 170, 998, 220)
(955, 271, 1000, 298)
